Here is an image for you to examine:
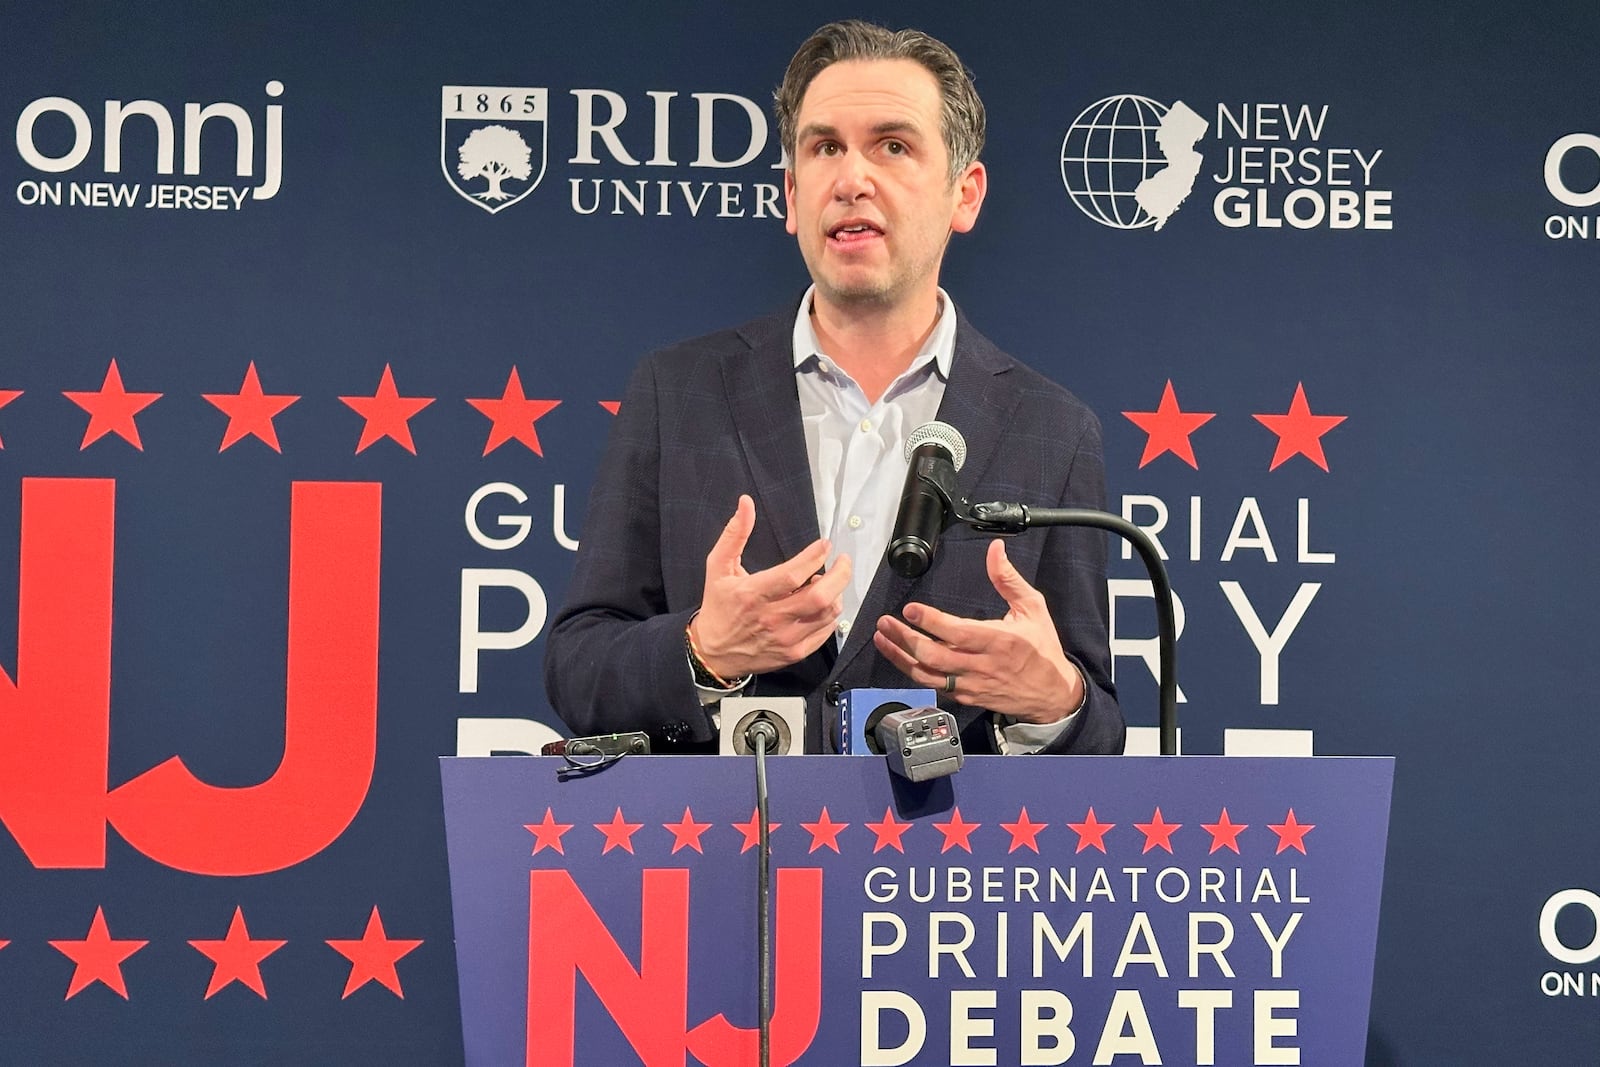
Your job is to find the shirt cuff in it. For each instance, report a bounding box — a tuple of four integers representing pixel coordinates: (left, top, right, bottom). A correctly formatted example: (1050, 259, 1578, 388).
(991, 662, 1088, 754)
(688, 653, 751, 705)
(992, 712, 1078, 754)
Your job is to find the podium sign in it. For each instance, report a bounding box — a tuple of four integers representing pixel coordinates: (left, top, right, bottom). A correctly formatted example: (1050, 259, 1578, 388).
(441, 755, 1393, 1066)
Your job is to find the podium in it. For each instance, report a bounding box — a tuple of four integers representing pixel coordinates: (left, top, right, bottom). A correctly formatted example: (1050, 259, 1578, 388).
(442, 755, 1393, 1066)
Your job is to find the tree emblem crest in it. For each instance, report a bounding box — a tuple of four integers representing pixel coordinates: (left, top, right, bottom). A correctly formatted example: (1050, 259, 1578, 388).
(441, 86, 548, 214)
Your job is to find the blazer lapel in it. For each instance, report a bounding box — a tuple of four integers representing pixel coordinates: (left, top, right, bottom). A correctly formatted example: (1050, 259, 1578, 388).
(724, 311, 821, 563)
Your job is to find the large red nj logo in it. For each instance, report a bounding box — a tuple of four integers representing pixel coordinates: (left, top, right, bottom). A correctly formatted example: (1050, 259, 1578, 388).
(0, 478, 380, 875)
(529, 868, 823, 1066)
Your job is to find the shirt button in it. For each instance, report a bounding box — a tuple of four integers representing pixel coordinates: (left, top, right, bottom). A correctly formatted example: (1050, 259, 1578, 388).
(859, 418, 872, 433)
(848, 514, 863, 529)
(837, 619, 852, 635)
(818, 358, 833, 374)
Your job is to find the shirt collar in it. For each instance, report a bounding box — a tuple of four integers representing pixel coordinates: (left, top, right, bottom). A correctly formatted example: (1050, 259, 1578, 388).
(791, 285, 957, 382)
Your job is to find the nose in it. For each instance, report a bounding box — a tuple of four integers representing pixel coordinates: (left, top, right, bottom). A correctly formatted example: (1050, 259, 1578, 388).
(831, 152, 874, 201)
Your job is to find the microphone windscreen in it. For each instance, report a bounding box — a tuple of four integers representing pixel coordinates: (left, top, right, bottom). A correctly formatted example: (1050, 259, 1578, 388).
(904, 421, 968, 470)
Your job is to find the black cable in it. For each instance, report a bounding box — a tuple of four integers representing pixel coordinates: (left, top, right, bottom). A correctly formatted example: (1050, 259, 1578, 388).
(754, 728, 772, 1067)
(554, 748, 629, 779)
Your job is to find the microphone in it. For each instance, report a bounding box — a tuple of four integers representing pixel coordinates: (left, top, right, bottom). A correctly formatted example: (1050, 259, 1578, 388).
(837, 687, 937, 753)
(886, 422, 967, 579)
(718, 697, 806, 755)
(860, 702, 910, 755)
(864, 704, 964, 781)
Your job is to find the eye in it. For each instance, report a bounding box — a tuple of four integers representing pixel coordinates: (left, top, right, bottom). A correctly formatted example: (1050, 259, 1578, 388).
(884, 139, 907, 155)
(816, 141, 841, 157)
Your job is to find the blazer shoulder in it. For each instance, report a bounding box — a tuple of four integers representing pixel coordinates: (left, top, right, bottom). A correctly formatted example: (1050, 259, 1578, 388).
(958, 316, 1102, 431)
(644, 308, 792, 372)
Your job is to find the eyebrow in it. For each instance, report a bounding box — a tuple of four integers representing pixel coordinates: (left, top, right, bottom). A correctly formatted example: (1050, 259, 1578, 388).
(796, 120, 923, 142)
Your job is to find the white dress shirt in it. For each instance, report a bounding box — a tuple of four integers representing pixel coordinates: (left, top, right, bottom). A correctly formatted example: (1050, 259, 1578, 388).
(792, 285, 954, 638)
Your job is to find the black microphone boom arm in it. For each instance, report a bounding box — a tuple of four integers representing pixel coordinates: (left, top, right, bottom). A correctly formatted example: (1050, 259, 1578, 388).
(908, 469, 1180, 755)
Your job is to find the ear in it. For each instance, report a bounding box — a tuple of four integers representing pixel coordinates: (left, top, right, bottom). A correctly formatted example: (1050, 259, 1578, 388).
(783, 168, 798, 236)
(948, 160, 987, 234)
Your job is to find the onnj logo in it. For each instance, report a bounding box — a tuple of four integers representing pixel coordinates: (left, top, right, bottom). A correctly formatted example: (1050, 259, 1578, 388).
(1542, 133, 1600, 240)
(1544, 134, 1600, 208)
(12, 81, 284, 211)
(441, 85, 548, 214)
(1060, 95, 1209, 231)
(1539, 888, 1600, 996)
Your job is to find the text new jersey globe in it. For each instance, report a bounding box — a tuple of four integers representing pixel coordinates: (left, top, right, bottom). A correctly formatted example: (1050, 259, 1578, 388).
(1061, 94, 1172, 229)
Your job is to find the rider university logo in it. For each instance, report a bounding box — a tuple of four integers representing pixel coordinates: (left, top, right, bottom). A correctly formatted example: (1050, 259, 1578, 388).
(441, 85, 548, 214)
(1061, 94, 1208, 231)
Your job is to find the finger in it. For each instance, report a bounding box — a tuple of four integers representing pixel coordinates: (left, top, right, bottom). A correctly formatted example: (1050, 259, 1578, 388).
(784, 581, 847, 628)
(705, 495, 756, 576)
(745, 539, 833, 598)
(776, 557, 851, 631)
(793, 615, 847, 659)
(986, 539, 1045, 614)
(787, 598, 844, 632)
(875, 615, 968, 674)
(872, 629, 974, 694)
(900, 601, 993, 652)
(872, 627, 925, 678)
(794, 552, 852, 605)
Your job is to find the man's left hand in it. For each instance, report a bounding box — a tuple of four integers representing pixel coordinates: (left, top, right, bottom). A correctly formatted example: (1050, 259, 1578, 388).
(872, 539, 1084, 724)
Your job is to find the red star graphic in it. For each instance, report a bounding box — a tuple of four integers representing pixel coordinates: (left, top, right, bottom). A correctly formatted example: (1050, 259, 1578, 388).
(1067, 807, 1115, 853)
(525, 808, 574, 855)
(663, 807, 713, 854)
(999, 806, 1049, 854)
(188, 906, 286, 999)
(594, 808, 644, 854)
(732, 809, 781, 854)
(0, 388, 21, 448)
(1122, 380, 1215, 469)
(1201, 808, 1249, 855)
(467, 367, 561, 456)
(201, 362, 299, 453)
(800, 807, 850, 854)
(1268, 809, 1316, 854)
(932, 807, 981, 854)
(339, 364, 435, 454)
(1134, 807, 1182, 854)
(326, 907, 422, 999)
(48, 906, 148, 999)
(599, 400, 621, 415)
(1253, 383, 1347, 471)
(864, 807, 913, 853)
(63, 360, 162, 451)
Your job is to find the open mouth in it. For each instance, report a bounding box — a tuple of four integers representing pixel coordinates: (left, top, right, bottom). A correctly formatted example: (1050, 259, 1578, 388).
(827, 221, 884, 244)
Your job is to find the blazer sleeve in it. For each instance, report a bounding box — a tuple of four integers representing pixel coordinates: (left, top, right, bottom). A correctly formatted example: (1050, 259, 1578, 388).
(542, 355, 718, 746)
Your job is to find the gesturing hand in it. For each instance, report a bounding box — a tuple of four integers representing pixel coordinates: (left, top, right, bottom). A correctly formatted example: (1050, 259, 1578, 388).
(689, 495, 853, 681)
(872, 539, 1084, 724)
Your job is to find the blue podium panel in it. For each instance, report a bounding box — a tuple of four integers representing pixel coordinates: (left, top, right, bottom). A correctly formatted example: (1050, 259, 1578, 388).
(442, 755, 1393, 1066)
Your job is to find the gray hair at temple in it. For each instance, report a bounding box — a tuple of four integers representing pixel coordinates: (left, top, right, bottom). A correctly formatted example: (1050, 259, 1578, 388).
(773, 20, 987, 183)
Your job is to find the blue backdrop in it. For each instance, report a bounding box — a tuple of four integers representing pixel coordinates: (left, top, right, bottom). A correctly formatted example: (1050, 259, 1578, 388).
(0, 2, 1596, 1062)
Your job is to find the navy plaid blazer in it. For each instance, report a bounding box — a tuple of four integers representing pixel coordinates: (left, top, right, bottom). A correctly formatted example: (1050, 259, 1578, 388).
(545, 305, 1123, 755)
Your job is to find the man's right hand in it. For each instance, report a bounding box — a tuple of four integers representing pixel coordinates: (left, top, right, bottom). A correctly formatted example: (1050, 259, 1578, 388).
(688, 494, 852, 680)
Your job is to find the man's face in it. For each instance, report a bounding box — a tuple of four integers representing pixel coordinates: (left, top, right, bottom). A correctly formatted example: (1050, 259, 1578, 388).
(784, 58, 985, 312)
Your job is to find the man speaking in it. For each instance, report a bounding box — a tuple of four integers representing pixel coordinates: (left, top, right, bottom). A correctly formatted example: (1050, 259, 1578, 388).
(544, 20, 1123, 755)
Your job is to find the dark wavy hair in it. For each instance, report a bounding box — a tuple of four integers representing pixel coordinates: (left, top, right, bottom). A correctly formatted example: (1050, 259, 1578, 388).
(774, 20, 986, 182)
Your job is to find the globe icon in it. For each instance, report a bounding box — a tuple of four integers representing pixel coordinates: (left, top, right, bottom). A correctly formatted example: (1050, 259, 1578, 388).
(1060, 95, 1174, 229)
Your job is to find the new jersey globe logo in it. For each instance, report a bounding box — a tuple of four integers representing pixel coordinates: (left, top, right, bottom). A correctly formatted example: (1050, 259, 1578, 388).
(1061, 95, 1208, 231)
